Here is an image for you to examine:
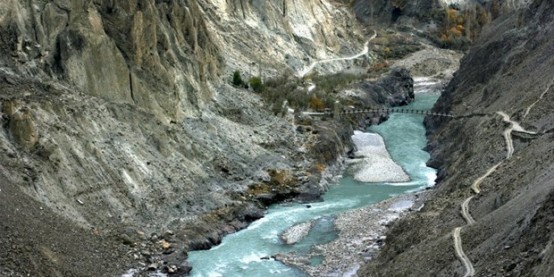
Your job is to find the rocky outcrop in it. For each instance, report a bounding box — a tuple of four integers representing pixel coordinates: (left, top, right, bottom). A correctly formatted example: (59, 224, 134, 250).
(2, 100, 37, 150)
(374, 67, 415, 105)
(359, 0, 554, 275)
(339, 67, 415, 128)
(342, 67, 414, 109)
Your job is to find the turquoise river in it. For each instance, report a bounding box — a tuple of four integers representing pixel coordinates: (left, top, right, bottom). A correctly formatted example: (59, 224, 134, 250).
(187, 88, 440, 277)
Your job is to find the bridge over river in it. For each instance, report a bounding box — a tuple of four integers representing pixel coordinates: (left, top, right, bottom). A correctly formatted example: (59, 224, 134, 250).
(304, 107, 456, 118)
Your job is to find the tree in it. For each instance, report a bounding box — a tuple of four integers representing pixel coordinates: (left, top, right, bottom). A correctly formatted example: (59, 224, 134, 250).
(232, 70, 243, 86)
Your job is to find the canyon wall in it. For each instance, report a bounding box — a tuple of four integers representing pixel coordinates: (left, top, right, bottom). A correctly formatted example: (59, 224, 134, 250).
(0, 0, 365, 275)
(360, 0, 554, 275)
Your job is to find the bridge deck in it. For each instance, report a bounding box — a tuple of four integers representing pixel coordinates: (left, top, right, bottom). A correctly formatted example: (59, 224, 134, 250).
(307, 108, 455, 118)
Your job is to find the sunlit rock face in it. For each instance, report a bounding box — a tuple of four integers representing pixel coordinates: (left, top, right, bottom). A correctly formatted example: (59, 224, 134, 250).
(0, 0, 364, 122)
(1, 0, 226, 121)
(0, 0, 363, 239)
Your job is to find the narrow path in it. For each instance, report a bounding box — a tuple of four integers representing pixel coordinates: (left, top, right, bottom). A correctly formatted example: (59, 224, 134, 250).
(452, 107, 542, 276)
(460, 196, 476, 225)
(453, 227, 476, 277)
(297, 31, 377, 78)
(453, 159, 502, 275)
(523, 79, 554, 119)
(496, 111, 536, 159)
(470, 162, 502, 194)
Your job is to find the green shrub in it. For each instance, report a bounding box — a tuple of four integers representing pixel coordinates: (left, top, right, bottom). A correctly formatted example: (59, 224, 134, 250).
(271, 101, 284, 115)
(232, 70, 244, 86)
(311, 73, 362, 93)
(249, 76, 264, 93)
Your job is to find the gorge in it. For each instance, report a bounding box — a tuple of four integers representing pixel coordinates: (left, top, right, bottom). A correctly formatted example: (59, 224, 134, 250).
(1, 0, 554, 276)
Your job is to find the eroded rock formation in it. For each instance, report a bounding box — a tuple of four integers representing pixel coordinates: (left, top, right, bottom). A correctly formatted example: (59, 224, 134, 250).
(0, 0, 366, 275)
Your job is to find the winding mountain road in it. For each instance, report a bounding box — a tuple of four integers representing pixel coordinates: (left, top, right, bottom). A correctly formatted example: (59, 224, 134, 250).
(453, 227, 476, 277)
(452, 109, 542, 276)
(450, 74, 549, 276)
(470, 162, 502, 194)
(460, 196, 476, 225)
(497, 111, 537, 159)
(297, 31, 377, 78)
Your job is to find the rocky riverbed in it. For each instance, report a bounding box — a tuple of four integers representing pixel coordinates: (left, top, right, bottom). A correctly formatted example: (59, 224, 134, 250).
(276, 192, 427, 276)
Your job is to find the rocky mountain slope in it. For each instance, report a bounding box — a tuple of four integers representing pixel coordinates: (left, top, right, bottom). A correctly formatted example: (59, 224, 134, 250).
(0, 0, 370, 275)
(360, 0, 554, 276)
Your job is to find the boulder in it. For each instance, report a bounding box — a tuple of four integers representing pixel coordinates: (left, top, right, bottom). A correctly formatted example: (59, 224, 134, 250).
(3, 101, 38, 150)
(281, 221, 314, 245)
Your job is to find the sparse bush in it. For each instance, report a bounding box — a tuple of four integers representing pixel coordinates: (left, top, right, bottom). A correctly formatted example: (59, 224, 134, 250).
(271, 101, 284, 116)
(309, 95, 325, 111)
(249, 76, 264, 93)
(371, 32, 423, 62)
(433, 4, 494, 50)
(257, 72, 365, 116)
(311, 73, 362, 93)
(314, 163, 326, 173)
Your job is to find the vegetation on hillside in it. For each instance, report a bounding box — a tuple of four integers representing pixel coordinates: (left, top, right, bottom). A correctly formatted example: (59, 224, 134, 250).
(429, 3, 499, 49)
(231, 70, 366, 116)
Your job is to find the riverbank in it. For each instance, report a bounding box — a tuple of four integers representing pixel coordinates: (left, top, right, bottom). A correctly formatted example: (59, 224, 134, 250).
(274, 90, 441, 276)
(274, 45, 462, 276)
(276, 191, 429, 276)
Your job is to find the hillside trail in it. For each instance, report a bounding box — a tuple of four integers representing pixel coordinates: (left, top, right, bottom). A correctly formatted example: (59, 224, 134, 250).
(453, 227, 476, 277)
(497, 111, 537, 159)
(451, 81, 550, 276)
(297, 31, 376, 78)
(523, 79, 554, 118)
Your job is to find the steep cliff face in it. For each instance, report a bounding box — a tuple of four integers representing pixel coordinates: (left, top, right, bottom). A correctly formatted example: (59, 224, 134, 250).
(0, 0, 363, 121)
(352, 0, 532, 26)
(0, 0, 365, 275)
(0, 0, 222, 121)
(360, 0, 554, 275)
(203, 0, 365, 76)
